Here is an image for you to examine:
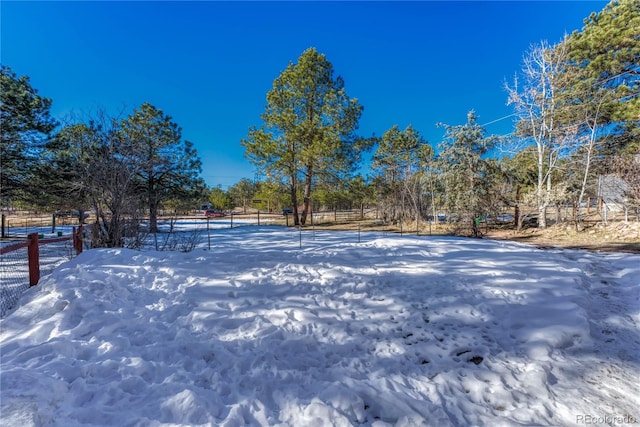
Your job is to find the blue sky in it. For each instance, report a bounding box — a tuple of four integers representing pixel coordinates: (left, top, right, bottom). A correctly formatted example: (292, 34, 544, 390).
(2, 1, 607, 188)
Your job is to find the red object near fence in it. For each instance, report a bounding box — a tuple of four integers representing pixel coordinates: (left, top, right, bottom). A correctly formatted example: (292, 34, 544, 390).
(1, 228, 83, 287)
(28, 233, 40, 286)
(0, 241, 29, 256)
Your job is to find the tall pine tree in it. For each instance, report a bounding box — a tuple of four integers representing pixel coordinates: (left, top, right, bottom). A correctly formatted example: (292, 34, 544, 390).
(242, 48, 365, 226)
(437, 111, 499, 231)
(120, 103, 203, 232)
(0, 66, 57, 204)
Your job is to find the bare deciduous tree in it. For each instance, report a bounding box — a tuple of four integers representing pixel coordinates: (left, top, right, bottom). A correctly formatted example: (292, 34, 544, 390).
(506, 40, 575, 229)
(52, 110, 144, 248)
(371, 125, 432, 225)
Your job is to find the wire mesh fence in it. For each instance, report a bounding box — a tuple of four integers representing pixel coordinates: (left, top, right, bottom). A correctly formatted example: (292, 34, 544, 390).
(0, 244, 29, 318)
(0, 239, 76, 318)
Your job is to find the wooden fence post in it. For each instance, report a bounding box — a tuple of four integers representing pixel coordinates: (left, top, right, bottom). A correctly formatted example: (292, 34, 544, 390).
(28, 233, 40, 286)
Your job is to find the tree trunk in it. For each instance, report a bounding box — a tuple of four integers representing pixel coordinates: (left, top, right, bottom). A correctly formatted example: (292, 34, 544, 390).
(148, 174, 159, 233)
(77, 209, 87, 225)
(300, 167, 313, 226)
(538, 205, 547, 229)
(537, 145, 546, 229)
(290, 174, 299, 226)
(514, 185, 521, 230)
(150, 200, 159, 233)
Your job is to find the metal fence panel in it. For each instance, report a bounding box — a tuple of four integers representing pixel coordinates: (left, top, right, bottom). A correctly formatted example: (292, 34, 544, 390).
(0, 240, 75, 318)
(0, 245, 30, 317)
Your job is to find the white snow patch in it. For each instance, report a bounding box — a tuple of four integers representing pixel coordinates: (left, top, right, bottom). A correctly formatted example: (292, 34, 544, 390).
(1, 227, 638, 426)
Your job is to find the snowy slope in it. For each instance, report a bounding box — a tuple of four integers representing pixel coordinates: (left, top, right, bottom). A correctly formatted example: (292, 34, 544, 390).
(1, 227, 638, 426)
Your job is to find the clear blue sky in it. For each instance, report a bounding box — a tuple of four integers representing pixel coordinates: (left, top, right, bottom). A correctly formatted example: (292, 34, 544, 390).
(1, 1, 607, 188)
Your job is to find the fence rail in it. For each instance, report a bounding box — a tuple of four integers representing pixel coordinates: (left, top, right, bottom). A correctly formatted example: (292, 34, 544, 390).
(0, 227, 83, 317)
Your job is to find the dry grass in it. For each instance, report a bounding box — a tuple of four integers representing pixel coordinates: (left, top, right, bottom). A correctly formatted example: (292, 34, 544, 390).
(484, 221, 640, 254)
(305, 216, 640, 254)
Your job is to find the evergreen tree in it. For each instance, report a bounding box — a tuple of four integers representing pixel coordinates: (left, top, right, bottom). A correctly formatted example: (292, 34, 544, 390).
(558, 0, 640, 213)
(252, 180, 289, 213)
(228, 178, 255, 213)
(242, 48, 365, 226)
(437, 111, 499, 233)
(39, 123, 97, 219)
(499, 147, 538, 228)
(565, 0, 639, 132)
(46, 106, 204, 246)
(0, 66, 57, 204)
(120, 103, 203, 232)
(208, 186, 233, 211)
(371, 125, 433, 223)
(347, 175, 375, 219)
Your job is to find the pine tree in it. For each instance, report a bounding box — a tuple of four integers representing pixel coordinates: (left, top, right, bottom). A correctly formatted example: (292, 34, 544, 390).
(242, 48, 365, 226)
(120, 103, 203, 232)
(0, 66, 57, 204)
(437, 111, 499, 233)
(371, 125, 432, 223)
(228, 178, 255, 213)
(565, 0, 639, 129)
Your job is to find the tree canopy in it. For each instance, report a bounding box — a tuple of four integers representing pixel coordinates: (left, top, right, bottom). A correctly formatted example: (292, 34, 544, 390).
(437, 111, 499, 223)
(119, 102, 203, 232)
(1, 66, 57, 202)
(3, 0, 638, 239)
(372, 125, 433, 222)
(558, 0, 640, 175)
(242, 47, 365, 225)
(565, 0, 639, 127)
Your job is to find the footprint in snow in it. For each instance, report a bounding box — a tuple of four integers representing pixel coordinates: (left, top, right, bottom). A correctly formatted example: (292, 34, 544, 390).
(453, 349, 484, 365)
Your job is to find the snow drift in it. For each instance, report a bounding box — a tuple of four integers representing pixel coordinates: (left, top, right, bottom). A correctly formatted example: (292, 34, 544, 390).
(1, 227, 638, 426)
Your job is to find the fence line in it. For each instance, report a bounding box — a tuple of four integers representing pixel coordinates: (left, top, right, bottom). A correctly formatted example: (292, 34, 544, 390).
(0, 227, 83, 317)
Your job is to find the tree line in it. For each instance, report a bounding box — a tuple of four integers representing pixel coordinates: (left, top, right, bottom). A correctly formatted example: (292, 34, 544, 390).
(242, 0, 638, 229)
(0, 89, 206, 246)
(2, 0, 638, 246)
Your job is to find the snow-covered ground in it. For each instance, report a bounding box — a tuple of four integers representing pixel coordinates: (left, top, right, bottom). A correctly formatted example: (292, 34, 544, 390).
(0, 218, 258, 296)
(1, 226, 638, 426)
